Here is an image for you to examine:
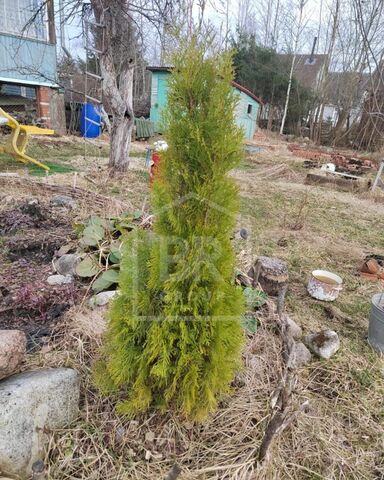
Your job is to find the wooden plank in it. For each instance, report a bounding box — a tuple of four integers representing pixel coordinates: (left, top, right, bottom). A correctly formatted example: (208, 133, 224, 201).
(305, 173, 369, 191)
(372, 162, 384, 191)
(325, 170, 360, 180)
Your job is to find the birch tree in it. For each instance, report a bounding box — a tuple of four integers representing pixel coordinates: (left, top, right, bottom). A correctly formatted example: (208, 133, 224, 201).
(312, 0, 339, 143)
(279, 0, 307, 134)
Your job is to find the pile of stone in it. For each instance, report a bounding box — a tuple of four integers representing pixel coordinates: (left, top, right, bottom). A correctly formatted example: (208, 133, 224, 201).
(245, 256, 341, 367)
(0, 330, 80, 479)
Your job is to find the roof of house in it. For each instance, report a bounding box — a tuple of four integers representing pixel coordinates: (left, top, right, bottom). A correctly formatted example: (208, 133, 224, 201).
(232, 81, 263, 104)
(147, 66, 172, 72)
(278, 54, 328, 90)
(147, 66, 263, 104)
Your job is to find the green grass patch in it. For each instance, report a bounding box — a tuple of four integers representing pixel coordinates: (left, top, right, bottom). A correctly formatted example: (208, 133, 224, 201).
(28, 160, 76, 176)
(0, 153, 75, 176)
(29, 141, 109, 160)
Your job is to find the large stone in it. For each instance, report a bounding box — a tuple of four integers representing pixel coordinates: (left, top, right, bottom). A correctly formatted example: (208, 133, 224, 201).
(53, 254, 80, 276)
(305, 329, 340, 359)
(288, 342, 312, 369)
(0, 330, 26, 380)
(89, 290, 118, 307)
(50, 195, 76, 209)
(284, 315, 303, 340)
(0, 368, 80, 479)
(46, 274, 73, 285)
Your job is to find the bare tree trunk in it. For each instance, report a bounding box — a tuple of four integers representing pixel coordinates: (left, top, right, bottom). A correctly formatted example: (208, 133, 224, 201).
(106, 61, 134, 171)
(267, 105, 275, 131)
(280, 53, 296, 135)
(279, 0, 306, 135)
(91, 0, 135, 174)
(110, 114, 133, 170)
(315, 0, 340, 144)
(267, 87, 276, 131)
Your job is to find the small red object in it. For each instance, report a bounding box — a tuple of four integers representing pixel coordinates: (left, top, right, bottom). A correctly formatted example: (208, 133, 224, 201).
(150, 151, 161, 184)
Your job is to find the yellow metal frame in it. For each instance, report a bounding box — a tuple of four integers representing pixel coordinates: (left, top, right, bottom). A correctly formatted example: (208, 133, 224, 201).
(0, 107, 54, 171)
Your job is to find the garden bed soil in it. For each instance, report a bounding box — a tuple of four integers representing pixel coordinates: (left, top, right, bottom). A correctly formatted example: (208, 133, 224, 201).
(0, 197, 84, 350)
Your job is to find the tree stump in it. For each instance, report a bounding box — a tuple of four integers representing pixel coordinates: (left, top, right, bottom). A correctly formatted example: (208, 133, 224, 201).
(248, 256, 289, 296)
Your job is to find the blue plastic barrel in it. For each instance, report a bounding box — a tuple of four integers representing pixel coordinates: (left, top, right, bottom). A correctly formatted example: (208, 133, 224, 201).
(80, 103, 101, 138)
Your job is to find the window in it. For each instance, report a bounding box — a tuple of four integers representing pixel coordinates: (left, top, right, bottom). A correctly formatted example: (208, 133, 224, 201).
(247, 104, 252, 114)
(0, 0, 47, 41)
(0, 83, 36, 99)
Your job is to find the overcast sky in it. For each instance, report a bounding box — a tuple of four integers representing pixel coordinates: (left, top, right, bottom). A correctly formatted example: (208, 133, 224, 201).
(58, 0, 327, 62)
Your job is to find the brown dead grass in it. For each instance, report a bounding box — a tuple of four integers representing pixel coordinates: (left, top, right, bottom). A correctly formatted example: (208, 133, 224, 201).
(6, 134, 384, 479)
(31, 296, 384, 479)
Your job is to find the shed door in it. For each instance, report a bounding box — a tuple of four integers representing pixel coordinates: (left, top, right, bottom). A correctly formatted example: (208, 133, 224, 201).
(153, 77, 169, 132)
(236, 95, 258, 140)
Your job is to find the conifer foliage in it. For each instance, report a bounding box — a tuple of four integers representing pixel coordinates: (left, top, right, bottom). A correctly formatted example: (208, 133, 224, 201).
(95, 39, 245, 420)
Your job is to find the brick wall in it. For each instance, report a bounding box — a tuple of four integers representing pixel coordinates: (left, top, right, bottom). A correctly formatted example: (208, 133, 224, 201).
(36, 86, 66, 134)
(37, 86, 52, 127)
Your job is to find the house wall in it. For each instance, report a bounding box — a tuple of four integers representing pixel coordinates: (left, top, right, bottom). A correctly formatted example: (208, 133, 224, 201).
(0, 0, 63, 132)
(0, 0, 49, 42)
(234, 90, 260, 140)
(0, 34, 57, 86)
(322, 104, 338, 126)
(149, 71, 259, 139)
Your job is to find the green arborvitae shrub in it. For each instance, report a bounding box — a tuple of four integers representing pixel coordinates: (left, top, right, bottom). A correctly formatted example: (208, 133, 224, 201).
(95, 38, 245, 421)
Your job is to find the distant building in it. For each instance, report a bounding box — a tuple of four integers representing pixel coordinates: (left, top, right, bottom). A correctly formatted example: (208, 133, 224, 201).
(0, 0, 65, 133)
(320, 71, 369, 127)
(278, 53, 328, 91)
(147, 66, 262, 140)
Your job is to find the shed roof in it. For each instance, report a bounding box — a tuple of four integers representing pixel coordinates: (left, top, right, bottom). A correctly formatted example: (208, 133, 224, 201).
(147, 66, 263, 104)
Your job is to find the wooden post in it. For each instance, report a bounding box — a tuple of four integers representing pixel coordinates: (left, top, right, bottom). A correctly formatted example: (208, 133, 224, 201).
(46, 0, 56, 44)
(372, 162, 384, 191)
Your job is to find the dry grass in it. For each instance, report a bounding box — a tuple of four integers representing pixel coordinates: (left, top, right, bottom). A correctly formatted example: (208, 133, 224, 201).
(6, 135, 384, 479)
(30, 305, 285, 480)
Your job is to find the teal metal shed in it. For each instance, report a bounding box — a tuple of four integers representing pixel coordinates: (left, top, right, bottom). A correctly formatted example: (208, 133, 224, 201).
(147, 67, 262, 140)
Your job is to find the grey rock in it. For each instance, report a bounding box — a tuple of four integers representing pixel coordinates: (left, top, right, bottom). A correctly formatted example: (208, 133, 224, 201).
(288, 342, 312, 369)
(305, 329, 340, 359)
(284, 315, 303, 340)
(240, 228, 249, 240)
(235, 228, 249, 240)
(89, 290, 118, 307)
(50, 195, 76, 209)
(0, 330, 26, 380)
(46, 274, 73, 285)
(0, 368, 80, 479)
(54, 254, 80, 276)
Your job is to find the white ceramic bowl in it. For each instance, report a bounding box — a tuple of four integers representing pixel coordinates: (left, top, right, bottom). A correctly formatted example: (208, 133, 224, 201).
(307, 269, 343, 301)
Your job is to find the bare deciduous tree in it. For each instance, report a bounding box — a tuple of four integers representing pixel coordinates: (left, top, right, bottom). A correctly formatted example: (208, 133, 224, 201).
(279, 0, 308, 135)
